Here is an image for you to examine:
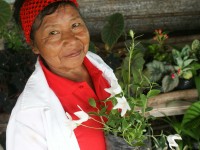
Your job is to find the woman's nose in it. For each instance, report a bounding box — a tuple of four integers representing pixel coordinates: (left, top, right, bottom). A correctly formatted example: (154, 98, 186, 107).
(61, 30, 78, 45)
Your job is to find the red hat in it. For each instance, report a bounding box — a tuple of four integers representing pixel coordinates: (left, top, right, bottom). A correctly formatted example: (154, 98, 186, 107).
(20, 0, 78, 43)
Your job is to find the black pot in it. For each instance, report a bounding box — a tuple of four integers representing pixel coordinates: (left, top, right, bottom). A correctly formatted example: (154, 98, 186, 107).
(175, 78, 195, 91)
(105, 134, 151, 150)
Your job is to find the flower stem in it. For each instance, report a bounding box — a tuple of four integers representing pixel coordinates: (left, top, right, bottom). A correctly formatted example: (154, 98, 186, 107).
(127, 31, 135, 97)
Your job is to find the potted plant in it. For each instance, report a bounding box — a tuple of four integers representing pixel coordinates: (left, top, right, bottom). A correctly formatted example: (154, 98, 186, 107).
(146, 39, 200, 92)
(144, 29, 172, 63)
(88, 30, 160, 149)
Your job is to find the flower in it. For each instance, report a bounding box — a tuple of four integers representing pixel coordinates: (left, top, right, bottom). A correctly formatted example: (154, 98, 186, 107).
(74, 105, 90, 124)
(171, 73, 175, 79)
(167, 134, 182, 150)
(153, 29, 168, 43)
(113, 96, 131, 116)
(104, 79, 122, 97)
(65, 105, 90, 131)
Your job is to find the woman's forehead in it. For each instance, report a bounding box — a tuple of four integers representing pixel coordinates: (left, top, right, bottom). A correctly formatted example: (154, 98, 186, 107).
(20, 0, 78, 43)
(41, 6, 80, 26)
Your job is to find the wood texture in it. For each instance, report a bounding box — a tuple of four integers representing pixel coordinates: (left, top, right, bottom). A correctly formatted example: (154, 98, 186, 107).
(148, 89, 198, 106)
(147, 89, 198, 117)
(78, 0, 200, 37)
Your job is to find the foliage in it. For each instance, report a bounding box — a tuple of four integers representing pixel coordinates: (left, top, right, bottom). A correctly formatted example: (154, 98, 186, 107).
(195, 76, 200, 100)
(0, 0, 12, 30)
(191, 39, 200, 61)
(172, 45, 199, 80)
(162, 101, 200, 149)
(0, 22, 28, 51)
(101, 13, 125, 51)
(145, 29, 171, 63)
(146, 39, 200, 93)
(88, 30, 160, 147)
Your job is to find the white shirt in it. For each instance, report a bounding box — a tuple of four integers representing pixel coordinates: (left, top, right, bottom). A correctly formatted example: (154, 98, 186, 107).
(6, 51, 121, 150)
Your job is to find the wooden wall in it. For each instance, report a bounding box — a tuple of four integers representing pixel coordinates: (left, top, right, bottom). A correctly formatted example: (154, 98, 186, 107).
(78, 0, 200, 38)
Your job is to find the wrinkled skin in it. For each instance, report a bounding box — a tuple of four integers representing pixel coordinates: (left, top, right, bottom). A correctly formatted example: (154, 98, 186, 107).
(32, 5, 90, 82)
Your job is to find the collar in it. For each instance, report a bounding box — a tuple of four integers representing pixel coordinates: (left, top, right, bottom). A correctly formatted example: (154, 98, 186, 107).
(39, 56, 102, 97)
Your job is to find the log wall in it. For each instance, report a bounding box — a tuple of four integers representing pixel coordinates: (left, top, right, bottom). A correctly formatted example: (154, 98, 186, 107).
(78, 0, 200, 38)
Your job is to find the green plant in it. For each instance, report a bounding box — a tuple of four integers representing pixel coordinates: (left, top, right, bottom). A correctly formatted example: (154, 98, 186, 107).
(0, 0, 12, 38)
(146, 39, 200, 92)
(146, 60, 179, 92)
(195, 76, 200, 100)
(162, 101, 200, 150)
(101, 13, 125, 52)
(191, 39, 200, 61)
(172, 45, 198, 80)
(88, 30, 160, 147)
(1, 22, 27, 51)
(145, 29, 171, 62)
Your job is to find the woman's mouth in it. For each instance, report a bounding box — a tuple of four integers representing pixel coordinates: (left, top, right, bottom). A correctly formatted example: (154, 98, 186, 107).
(64, 50, 82, 58)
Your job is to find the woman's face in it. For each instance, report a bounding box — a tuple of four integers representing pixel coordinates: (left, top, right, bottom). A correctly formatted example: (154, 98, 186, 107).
(32, 5, 90, 74)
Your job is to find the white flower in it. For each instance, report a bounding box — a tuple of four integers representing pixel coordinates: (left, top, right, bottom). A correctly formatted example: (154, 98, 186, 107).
(73, 105, 90, 125)
(113, 96, 131, 116)
(104, 79, 122, 97)
(65, 112, 77, 131)
(167, 134, 182, 150)
(65, 105, 90, 131)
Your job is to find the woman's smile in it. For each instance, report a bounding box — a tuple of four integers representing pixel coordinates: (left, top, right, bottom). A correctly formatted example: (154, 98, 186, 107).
(63, 50, 82, 58)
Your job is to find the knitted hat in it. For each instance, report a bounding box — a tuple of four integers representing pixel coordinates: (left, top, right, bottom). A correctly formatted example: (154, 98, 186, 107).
(20, 0, 78, 43)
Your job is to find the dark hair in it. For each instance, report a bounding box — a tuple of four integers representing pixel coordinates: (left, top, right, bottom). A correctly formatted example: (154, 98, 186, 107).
(13, 1, 79, 42)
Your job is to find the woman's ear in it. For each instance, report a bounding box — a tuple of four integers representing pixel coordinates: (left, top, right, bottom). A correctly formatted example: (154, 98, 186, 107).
(30, 40, 40, 54)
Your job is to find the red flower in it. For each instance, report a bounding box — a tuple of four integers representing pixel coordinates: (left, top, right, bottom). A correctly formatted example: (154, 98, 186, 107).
(177, 68, 181, 75)
(171, 73, 175, 79)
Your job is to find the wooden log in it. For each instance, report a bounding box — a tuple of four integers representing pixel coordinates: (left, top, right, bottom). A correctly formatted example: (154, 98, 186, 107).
(148, 89, 198, 107)
(78, 0, 200, 37)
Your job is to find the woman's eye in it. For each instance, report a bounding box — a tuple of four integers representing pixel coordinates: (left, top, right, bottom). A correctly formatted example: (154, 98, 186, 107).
(72, 23, 80, 29)
(49, 31, 59, 35)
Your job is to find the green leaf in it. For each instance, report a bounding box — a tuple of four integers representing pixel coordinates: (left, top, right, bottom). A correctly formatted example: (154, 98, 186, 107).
(0, 0, 12, 28)
(131, 51, 145, 75)
(191, 39, 200, 52)
(182, 101, 200, 129)
(191, 62, 200, 71)
(195, 76, 200, 100)
(176, 57, 183, 67)
(172, 49, 181, 60)
(99, 106, 107, 116)
(183, 59, 196, 67)
(162, 74, 179, 92)
(147, 89, 160, 98)
(182, 127, 200, 141)
(182, 70, 193, 79)
(88, 98, 97, 108)
(101, 13, 124, 50)
(146, 60, 164, 82)
(122, 119, 129, 130)
(181, 101, 200, 140)
(181, 45, 191, 57)
(145, 107, 153, 112)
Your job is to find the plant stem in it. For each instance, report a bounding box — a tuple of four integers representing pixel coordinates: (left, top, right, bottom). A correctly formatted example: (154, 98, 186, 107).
(127, 36, 135, 97)
(80, 124, 104, 130)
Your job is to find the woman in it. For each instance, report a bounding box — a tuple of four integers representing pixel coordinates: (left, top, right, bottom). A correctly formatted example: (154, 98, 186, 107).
(6, 0, 122, 150)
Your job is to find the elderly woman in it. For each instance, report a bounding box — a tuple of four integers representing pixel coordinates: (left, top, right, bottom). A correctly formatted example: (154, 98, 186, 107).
(6, 0, 123, 150)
